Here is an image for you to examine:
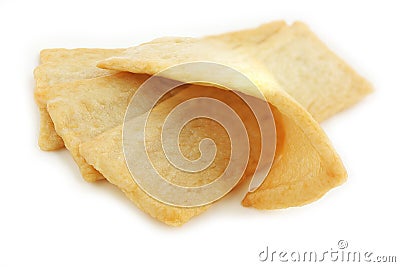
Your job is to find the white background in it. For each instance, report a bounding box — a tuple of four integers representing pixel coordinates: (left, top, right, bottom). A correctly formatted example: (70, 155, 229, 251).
(0, 0, 399, 266)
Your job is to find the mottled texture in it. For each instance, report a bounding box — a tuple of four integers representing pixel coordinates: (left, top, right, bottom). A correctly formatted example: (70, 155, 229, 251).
(34, 48, 124, 150)
(80, 124, 209, 226)
(35, 21, 372, 150)
(243, 105, 344, 209)
(33, 21, 371, 224)
(93, 36, 347, 215)
(219, 22, 372, 122)
(36, 72, 149, 182)
(79, 84, 265, 225)
(39, 48, 125, 64)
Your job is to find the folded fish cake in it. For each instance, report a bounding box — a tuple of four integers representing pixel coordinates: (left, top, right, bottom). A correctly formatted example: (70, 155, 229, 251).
(79, 36, 347, 223)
